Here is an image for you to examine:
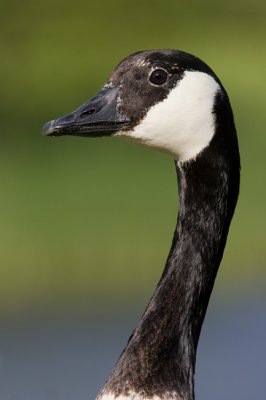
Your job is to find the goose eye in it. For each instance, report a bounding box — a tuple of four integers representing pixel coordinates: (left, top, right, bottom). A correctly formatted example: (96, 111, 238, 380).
(149, 69, 168, 85)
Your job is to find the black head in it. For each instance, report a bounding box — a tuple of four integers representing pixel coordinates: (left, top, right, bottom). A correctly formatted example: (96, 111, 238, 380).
(43, 49, 235, 163)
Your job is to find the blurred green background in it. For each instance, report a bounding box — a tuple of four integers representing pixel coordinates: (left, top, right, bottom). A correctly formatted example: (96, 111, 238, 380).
(1, 0, 266, 318)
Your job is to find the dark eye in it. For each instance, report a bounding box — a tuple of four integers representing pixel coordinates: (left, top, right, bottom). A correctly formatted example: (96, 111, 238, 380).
(149, 69, 168, 85)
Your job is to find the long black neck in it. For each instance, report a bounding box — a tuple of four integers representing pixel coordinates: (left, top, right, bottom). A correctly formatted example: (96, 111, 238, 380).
(98, 100, 240, 400)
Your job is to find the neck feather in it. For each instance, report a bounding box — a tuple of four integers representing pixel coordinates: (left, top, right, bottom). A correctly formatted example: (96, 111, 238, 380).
(97, 132, 240, 400)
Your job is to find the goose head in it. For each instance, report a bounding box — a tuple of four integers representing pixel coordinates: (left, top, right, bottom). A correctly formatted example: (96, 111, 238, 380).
(43, 49, 233, 163)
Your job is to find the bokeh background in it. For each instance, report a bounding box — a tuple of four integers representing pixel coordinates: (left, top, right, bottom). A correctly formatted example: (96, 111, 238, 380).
(1, 0, 266, 399)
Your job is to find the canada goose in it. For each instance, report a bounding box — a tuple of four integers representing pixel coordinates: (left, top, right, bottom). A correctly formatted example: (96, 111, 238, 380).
(43, 49, 240, 400)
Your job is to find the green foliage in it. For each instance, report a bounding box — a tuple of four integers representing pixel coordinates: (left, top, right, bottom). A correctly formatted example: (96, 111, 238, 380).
(0, 0, 265, 315)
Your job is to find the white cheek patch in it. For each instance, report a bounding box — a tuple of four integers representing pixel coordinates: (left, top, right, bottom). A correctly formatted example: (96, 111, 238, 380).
(116, 71, 220, 162)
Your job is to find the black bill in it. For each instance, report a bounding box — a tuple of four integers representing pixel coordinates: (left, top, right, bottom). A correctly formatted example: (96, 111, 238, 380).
(42, 86, 129, 137)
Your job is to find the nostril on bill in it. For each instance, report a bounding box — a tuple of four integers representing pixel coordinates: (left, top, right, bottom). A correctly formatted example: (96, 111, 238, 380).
(80, 108, 97, 118)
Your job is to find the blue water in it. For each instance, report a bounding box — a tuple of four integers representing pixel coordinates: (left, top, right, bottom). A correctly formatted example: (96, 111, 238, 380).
(0, 297, 265, 400)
